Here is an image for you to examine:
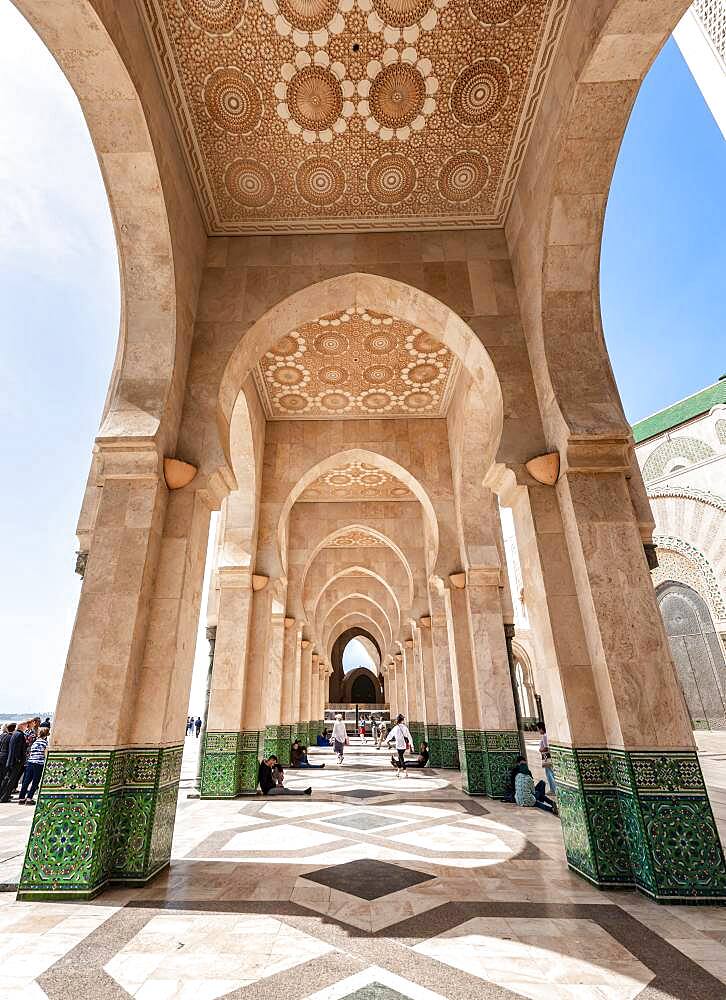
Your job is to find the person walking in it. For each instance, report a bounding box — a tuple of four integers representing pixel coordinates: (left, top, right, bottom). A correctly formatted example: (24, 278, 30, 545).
(538, 722, 556, 796)
(330, 714, 348, 763)
(376, 718, 387, 749)
(0, 724, 28, 802)
(386, 714, 413, 776)
(18, 727, 49, 805)
(195, 717, 202, 737)
(359, 719, 367, 745)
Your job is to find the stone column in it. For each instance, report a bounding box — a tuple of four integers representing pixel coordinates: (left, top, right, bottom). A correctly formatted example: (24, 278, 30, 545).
(281, 619, 302, 726)
(502, 459, 726, 902)
(298, 640, 313, 745)
(263, 599, 292, 765)
(447, 571, 520, 797)
(195, 625, 216, 789)
(427, 586, 459, 768)
(310, 653, 320, 738)
(200, 567, 253, 798)
(416, 619, 438, 734)
(238, 578, 276, 788)
(403, 638, 424, 750)
(19, 449, 211, 900)
(394, 654, 407, 720)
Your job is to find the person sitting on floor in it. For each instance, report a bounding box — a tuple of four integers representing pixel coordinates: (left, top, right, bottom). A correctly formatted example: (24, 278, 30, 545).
(391, 740, 430, 771)
(257, 755, 312, 796)
(503, 754, 528, 802)
(316, 731, 328, 747)
(514, 761, 557, 814)
(290, 740, 325, 769)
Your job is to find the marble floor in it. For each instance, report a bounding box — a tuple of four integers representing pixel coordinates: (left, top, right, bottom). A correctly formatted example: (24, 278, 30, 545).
(2, 736, 726, 998)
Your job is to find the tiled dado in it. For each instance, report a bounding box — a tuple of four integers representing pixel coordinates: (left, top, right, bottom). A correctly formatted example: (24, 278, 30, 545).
(17, 745, 183, 901)
(551, 746, 726, 902)
(200, 731, 263, 797)
(425, 724, 459, 769)
(457, 730, 521, 797)
(408, 722, 425, 752)
(264, 725, 293, 765)
(293, 722, 311, 747)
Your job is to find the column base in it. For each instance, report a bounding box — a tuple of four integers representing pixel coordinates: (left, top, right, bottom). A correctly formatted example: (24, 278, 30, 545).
(18, 745, 182, 901)
(200, 731, 262, 797)
(408, 722, 425, 751)
(457, 730, 521, 797)
(264, 725, 293, 765)
(552, 746, 726, 902)
(426, 725, 459, 769)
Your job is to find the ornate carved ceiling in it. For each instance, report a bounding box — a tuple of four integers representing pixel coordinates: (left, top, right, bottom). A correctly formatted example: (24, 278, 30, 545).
(140, 0, 568, 232)
(325, 529, 387, 546)
(298, 461, 415, 501)
(254, 306, 457, 418)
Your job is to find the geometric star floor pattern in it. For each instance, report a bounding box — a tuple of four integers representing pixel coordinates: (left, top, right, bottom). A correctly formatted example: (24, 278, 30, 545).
(3, 740, 726, 998)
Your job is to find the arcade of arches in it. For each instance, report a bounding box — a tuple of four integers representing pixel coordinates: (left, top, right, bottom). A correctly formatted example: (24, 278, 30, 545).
(13, 0, 726, 913)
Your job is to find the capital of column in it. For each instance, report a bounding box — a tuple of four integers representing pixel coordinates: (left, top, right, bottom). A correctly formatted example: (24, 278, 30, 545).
(217, 565, 252, 589)
(94, 438, 161, 482)
(563, 437, 632, 475)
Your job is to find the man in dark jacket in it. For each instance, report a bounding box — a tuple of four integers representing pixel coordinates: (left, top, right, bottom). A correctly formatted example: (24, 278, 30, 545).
(0, 723, 15, 777)
(257, 756, 311, 796)
(0, 725, 28, 801)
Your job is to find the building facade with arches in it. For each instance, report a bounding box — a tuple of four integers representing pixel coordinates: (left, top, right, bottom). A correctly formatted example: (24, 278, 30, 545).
(633, 378, 726, 729)
(12, 0, 726, 907)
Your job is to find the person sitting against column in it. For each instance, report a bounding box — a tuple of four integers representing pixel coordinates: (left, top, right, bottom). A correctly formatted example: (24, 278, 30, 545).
(392, 740, 430, 771)
(257, 755, 312, 796)
(18, 726, 49, 805)
(290, 739, 325, 769)
(514, 759, 558, 814)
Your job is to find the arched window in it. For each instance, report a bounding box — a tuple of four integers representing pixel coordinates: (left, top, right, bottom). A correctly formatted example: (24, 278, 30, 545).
(642, 437, 715, 482)
(351, 674, 377, 704)
(514, 659, 531, 718)
(657, 581, 726, 730)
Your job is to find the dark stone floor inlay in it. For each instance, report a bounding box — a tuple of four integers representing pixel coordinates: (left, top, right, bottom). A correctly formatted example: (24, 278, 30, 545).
(322, 812, 400, 832)
(342, 985, 414, 1000)
(340, 788, 390, 800)
(302, 858, 434, 900)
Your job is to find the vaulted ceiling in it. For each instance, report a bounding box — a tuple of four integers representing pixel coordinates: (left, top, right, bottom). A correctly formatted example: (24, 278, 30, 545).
(140, 0, 567, 232)
(298, 460, 416, 501)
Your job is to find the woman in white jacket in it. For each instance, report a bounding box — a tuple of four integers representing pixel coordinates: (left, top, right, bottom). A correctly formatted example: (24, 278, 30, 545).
(330, 714, 348, 763)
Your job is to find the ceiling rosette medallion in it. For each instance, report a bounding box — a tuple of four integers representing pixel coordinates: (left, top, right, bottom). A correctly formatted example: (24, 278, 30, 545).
(357, 48, 437, 141)
(366, 153, 417, 204)
(224, 159, 276, 207)
(276, 52, 355, 142)
(203, 67, 262, 133)
(437, 150, 490, 203)
(450, 58, 511, 127)
(180, 0, 246, 34)
(469, 0, 529, 26)
(360, 0, 449, 43)
(263, 0, 351, 47)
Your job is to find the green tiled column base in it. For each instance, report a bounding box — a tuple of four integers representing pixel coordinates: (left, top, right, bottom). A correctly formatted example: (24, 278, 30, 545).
(408, 722, 425, 752)
(18, 744, 182, 901)
(293, 722, 310, 746)
(425, 724, 459, 769)
(200, 731, 262, 797)
(457, 730, 521, 797)
(551, 745, 726, 903)
(264, 725, 293, 765)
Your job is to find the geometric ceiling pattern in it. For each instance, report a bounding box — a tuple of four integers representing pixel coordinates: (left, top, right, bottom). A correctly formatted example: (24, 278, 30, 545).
(140, 0, 569, 232)
(324, 529, 388, 546)
(254, 307, 458, 419)
(297, 460, 416, 500)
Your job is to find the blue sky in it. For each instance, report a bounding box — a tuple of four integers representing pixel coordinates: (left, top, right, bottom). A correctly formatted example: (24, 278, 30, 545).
(0, 5, 723, 712)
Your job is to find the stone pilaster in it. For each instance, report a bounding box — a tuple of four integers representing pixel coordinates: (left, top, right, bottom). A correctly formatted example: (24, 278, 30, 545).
(19, 744, 182, 901)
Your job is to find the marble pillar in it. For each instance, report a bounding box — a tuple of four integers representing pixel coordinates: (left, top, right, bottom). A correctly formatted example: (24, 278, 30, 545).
(427, 587, 459, 768)
(20, 457, 209, 899)
(403, 638, 424, 750)
(200, 568, 253, 798)
(297, 641, 313, 745)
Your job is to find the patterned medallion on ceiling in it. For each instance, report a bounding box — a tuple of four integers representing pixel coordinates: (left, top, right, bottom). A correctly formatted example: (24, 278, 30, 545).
(253, 306, 458, 418)
(298, 461, 415, 501)
(140, 0, 569, 232)
(325, 529, 387, 546)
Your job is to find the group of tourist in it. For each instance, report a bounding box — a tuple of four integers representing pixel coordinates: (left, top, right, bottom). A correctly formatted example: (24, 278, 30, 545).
(0, 717, 51, 805)
(186, 716, 202, 736)
(253, 713, 558, 818)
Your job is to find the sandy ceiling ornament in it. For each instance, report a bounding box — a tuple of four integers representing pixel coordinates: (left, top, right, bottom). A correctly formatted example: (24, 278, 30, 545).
(357, 48, 437, 141)
(276, 52, 355, 142)
(360, 0, 449, 43)
(263, 0, 350, 47)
